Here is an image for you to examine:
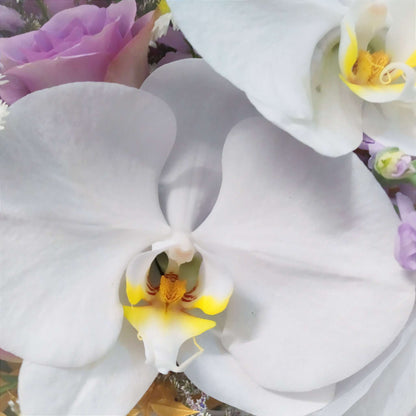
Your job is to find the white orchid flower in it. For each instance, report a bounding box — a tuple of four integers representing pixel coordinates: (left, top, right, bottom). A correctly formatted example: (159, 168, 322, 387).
(167, 0, 416, 157)
(313, 308, 416, 415)
(0, 59, 414, 415)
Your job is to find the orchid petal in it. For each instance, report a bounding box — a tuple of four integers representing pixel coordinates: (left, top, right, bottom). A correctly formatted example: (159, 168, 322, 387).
(278, 49, 363, 157)
(180, 331, 335, 416)
(19, 324, 157, 415)
(385, 0, 416, 63)
(167, 0, 346, 154)
(338, 1, 388, 79)
(194, 117, 415, 392)
(0, 83, 175, 366)
(142, 59, 257, 232)
(314, 308, 416, 415)
(0, 82, 174, 231)
(251, 46, 362, 155)
(190, 247, 233, 315)
(344, 332, 416, 415)
(0, 221, 145, 367)
(363, 101, 416, 154)
(338, 17, 358, 80)
(125, 247, 165, 305)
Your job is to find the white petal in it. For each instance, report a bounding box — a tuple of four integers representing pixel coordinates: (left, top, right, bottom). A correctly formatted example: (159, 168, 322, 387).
(268, 49, 363, 157)
(0, 221, 150, 367)
(314, 308, 416, 415)
(167, 0, 347, 154)
(180, 331, 335, 416)
(193, 117, 415, 391)
(363, 101, 416, 154)
(142, 59, 257, 232)
(19, 323, 157, 416)
(125, 248, 163, 305)
(0, 82, 175, 231)
(0, 82, 175, 366)
(385, 0, 416, 63)
(189, 247, 234, 315)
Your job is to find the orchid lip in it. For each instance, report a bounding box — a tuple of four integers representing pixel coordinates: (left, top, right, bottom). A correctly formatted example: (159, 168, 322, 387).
(124, 237, 231, 374)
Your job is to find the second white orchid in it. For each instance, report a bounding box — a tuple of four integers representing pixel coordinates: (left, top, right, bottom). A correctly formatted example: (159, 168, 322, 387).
(168, 0, 416, 156)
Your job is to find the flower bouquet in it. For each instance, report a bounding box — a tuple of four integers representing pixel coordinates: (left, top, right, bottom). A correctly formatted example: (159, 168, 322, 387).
(0, 1, 415, 415)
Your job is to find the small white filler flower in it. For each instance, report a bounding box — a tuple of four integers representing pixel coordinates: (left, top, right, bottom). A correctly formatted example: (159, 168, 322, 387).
(0, 99, 8, 130)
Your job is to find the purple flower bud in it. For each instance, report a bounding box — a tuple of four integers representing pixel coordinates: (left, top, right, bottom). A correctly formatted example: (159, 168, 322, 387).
(373, 148, 415, 179)
(0, 5, 24, 34)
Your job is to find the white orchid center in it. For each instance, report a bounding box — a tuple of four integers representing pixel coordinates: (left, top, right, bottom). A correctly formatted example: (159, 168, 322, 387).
(338, 2, 416, 103)
(123, 233, 230, 374)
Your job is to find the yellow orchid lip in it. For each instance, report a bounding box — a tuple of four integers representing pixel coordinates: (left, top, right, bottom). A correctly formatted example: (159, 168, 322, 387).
(123, 304, 216, 374)
(339, 73, 406, 103)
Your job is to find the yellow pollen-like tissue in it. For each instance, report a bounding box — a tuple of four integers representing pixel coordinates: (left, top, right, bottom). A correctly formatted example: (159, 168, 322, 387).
(157, 0, 171, 14)
(159, 274, 187, 305)
(352, 50, 390, 85)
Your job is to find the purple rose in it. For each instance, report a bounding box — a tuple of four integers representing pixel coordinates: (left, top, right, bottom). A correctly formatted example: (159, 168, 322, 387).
(0, 0, 145, 103)
(0, 0, 111, 19)
(25, 0, 113, 17)
(395, 192, 416, 270)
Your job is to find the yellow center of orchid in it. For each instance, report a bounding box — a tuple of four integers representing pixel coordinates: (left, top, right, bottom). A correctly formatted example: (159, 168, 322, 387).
(159, 273, 187, 306)
(338, 4, 416, 103)
(122, 241, 232, 374)
(351, 50, 390, 85)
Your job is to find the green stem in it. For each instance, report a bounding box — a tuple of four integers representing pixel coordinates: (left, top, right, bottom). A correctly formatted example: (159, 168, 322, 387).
(35, 0, 49, 22)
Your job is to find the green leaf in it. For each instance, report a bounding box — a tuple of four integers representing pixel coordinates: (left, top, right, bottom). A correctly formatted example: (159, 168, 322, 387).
(1, 375, 17, 384)
(0, 382, 17, 396)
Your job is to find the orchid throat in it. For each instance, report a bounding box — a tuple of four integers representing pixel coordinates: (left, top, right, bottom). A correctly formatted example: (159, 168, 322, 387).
(123, 234, 231, 374)
(338, 3, 416, 102)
